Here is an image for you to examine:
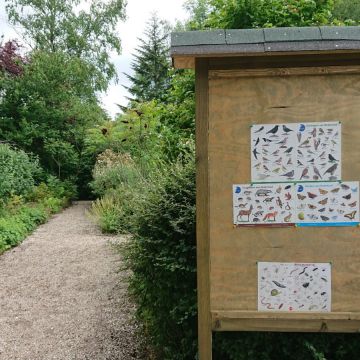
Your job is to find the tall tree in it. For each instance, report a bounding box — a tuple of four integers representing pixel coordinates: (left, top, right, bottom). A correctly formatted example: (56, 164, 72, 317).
(334, 0, 360, 22)
(5, 0, 126, 91)
(203, 0, 336, 29)
(124, 14, 170, 103)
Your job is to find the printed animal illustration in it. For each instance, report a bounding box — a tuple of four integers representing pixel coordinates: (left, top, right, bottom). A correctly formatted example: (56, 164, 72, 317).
(237, 205, 253, 222)
(263, 197, 274, 203)
(283, 213, 292, 223)
(263, 211, 278, 222)
(256, 189, 272, 197)
(238, 203, 248, 208)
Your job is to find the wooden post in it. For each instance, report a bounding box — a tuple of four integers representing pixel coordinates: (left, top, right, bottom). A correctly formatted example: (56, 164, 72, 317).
(195, 58, 212, 359)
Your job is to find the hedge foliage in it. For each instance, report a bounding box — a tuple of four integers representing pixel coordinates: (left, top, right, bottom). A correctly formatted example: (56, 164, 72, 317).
(0, 144, 41, 200)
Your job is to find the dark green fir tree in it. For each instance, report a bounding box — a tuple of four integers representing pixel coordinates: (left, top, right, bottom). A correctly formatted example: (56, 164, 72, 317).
(124, 14, 170, 102)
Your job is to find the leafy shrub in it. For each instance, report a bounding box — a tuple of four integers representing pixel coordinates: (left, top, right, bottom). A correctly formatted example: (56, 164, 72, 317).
(122, 151, 198, 359)
(91, 150, 142, 197)
(0, 144, 41, 200)
(0, 204, 47, 253)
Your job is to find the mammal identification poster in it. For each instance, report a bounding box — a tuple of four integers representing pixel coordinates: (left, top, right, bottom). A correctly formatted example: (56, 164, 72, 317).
(251, 122, 341, 182)
(258, 262, 331, 312)
(233, 183, 295, 226)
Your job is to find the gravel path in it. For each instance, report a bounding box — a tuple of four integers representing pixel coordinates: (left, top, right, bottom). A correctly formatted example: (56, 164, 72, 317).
(0, 201, 144, 360)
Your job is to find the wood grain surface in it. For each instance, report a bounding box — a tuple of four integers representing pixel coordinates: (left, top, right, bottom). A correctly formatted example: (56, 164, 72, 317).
(208, 70, 360, 327)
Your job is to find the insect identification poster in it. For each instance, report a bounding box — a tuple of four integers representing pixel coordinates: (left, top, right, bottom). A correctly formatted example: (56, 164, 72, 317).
(233, 183, 295, 226)
(296, 181, 359, 225)
(258, 262, 331, 312)
(251, 122, 341, 182)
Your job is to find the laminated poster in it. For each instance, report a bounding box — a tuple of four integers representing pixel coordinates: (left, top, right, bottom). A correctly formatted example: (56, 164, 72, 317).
(251, 122, 341, 182)
(258, 262, 331, 312)
(233, 183, 295, 226)
(296, 181, 359, 226)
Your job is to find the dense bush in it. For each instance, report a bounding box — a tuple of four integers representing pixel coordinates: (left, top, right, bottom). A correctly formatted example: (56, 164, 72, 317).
(122, 151, 197, 359)
(0, 144, 41, 200)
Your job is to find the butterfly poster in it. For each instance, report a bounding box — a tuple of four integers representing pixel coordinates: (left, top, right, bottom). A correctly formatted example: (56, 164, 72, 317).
(295, 181, 359, 226)
(258, 262, 331, 312)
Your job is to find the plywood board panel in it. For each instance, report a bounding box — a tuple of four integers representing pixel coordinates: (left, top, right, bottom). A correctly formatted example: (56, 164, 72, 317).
(208, 71, 360, 317)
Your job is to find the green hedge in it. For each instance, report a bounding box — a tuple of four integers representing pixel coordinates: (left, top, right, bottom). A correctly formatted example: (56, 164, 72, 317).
(0, 144, 41, 200)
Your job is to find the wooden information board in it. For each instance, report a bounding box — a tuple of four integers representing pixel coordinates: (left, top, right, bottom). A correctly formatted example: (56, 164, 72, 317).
(195, 57, 360, 359)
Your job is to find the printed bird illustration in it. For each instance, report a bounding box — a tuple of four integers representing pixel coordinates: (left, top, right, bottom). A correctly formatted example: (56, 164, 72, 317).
(299, 139, 310, 147)
(314, 138, 321, 150)
(318, 207, 326, 212)
(319, 188, 328, 195)
(318, 198, 328, 205)
(343, 193, 352, 200)
(272, 167, 281, 173)
(300, 167, 308, 180)
(308, 204, 317, 210)
(297, 194, 306, 200)
(308, 158, 315, 164)
(253, 162, 261, 169)
(313, 166, 322, 179)
(287, 158, 293, 165)
(297, 149, 304, 157)
(345, 211, 357, 220)
(266, 125, 279, 134)
(324, 163, 338, 176)
(271, 149, 280, 156)
(307, 192, 318, 199)
(318, 151, 326, 159)
(320, 215, 330, 221)
(281, 170, 294, 178)
(254, 126, 264, 133)
(328, 154, 338, 162)
(340, 184, 349, 191)
(257, 174, 270, 180)
(282, 125, 293, 133)
(263, 157, 270, 163)
(262, 148, 269, 155)
(297, 132, 302, 142)
(284, 146, 293, 154)
(331, 187, 340, 193)
(319, 128, 325, 135)
(262, 138, 272, 143)
(277, 137, 287, 145)
(263, 165, 270, 172)
(310, 128, 317, 138)
(254, 137, 260, 146)
(275, 157, 283, 165)
(284, 213, 292, 222)
(252, 148, 260, 160)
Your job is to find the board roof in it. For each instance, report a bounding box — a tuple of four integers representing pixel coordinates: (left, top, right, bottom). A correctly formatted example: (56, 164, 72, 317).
(171, 26, 360, 68)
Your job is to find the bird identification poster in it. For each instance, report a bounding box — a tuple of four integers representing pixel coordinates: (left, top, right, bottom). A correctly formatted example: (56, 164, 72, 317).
(251, 122, 341, 182)
(296, 182, 359, 225)
(258, 262, 331, 312)
(233, 183, 295, 226)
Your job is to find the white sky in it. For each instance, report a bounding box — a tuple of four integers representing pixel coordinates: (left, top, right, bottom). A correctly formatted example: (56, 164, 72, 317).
(0, 0, 189, 118)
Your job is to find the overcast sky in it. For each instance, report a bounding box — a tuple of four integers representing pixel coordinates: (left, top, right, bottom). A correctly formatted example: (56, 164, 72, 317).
(0, 0, 189, 118)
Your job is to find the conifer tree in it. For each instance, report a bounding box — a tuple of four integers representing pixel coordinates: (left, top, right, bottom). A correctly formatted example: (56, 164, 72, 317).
(124, 15, 170, 102)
